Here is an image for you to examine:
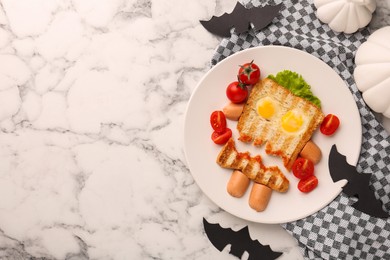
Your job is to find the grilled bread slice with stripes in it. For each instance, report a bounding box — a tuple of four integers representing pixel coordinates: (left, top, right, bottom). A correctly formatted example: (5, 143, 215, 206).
(216, 138, 289, 193)
(237, 78, 324, 170)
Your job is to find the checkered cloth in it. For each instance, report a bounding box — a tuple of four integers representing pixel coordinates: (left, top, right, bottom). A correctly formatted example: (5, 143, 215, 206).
(211, 0, 390, 259)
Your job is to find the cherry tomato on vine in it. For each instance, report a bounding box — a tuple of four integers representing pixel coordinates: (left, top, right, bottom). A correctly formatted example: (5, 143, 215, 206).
(238, 60, 261, 85)
(298, 175, 318, 193)
(210, 111, 227, 133)
(211, 128, 232, 145)
(292, 157, 314, 180)
(320, 114, 340, 136)
(226, 81, 248, 104)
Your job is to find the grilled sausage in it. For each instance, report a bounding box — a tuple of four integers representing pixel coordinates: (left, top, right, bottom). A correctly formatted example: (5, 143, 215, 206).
(300, 140, 322, 164)
(227, 170, 250, 198)
(223, 102, 245, 121)
(248, 183, 272, 212)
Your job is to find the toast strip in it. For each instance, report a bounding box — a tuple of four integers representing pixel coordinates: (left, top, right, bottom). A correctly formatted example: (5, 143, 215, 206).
(216, 138, 289, 193)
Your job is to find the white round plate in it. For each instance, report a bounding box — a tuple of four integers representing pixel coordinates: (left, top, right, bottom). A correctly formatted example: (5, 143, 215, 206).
(184, 46, 362, 224)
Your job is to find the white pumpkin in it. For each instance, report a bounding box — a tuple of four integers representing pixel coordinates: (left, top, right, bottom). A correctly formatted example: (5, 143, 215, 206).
(314, 0, 376, 34)
(354, 26, 390, 120)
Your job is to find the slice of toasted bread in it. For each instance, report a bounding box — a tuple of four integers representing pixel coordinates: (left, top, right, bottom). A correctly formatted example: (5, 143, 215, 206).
(237, 78, 324, 170)
(216, 138, 289, 193)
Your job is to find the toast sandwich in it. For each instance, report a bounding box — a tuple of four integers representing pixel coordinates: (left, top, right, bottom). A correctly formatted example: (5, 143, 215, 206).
(237, 78, 324, 170)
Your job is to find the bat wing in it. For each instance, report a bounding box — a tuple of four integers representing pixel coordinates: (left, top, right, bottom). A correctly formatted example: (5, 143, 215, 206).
(203, 217, 234, 251)
(203, 218, 283, 259)
(248, 4, 283, 32)
(328, 145, 357, 183)
(200, 2, 245, 38)
(200, 13, 234, 38)
(200, 3, 282, 37)
(353, 186, 388, 218)
(328, 145, 388, 218)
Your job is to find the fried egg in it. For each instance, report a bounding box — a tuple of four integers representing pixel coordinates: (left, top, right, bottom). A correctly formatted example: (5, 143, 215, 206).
(256, 97, 308, 134)
(256, 97, 279, 120)
(281, 109, 307, 134)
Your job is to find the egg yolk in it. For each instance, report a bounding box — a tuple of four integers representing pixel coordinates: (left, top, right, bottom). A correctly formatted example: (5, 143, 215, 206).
(281, 110, 304, 132)
(256, 98, 275, 120)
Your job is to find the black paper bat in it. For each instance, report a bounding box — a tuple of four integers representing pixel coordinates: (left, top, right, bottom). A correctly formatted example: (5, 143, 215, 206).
(203, 218, 283, 260)
(200, 2, 282, 37)
(328, 145, 388, 218)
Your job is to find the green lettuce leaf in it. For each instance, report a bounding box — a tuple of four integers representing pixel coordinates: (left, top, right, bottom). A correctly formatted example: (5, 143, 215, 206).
(267, 70, 321, 108)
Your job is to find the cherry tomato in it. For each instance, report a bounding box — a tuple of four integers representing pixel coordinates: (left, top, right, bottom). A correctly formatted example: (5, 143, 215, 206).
(211, 128, 232, 145)
(226, 81, 248, 104)
(210, 111, 227, 133)
(320, 114, 340, 136)
(292, 157, 314, 180)
(238, 60, 261, 85)
(298, 175, 318, 193)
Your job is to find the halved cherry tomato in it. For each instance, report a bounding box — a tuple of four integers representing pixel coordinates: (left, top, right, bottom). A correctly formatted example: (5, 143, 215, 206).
(292, 157, 314, 180)
(238, 61, 261, 85)
(298, 175, 318, 193)
(320, 114, 340, 136)
(211, 128, 232, 145)
(210, 111, 227, 133)
(226, 81, 248, 104)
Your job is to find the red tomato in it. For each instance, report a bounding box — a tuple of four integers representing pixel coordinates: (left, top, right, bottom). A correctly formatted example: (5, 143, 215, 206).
(210, 111, 227, 133)
(238, 61, 261, 85)
(211, 128, 232, 145)
(298, 175, 318, 193)
(226, 81, 248, 104)
(320, 114, 340, 136)
(292, 157, 314, 179)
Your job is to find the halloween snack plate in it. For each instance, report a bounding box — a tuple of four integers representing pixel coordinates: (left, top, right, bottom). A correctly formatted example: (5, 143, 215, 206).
(184, 46, 362, 224)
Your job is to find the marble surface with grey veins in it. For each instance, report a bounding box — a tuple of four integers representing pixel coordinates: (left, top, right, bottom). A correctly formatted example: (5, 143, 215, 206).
(0, 0, 389, 259)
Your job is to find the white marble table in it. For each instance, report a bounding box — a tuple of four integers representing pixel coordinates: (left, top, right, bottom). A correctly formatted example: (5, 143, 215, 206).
(0, 0, 389, 259)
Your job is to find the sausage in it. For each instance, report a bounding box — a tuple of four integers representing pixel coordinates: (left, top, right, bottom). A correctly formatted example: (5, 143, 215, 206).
(299, 140, 322, 164)
(227, 170, 250, 198)
(248, 183, 272, 212)
(223, 102, 245, 121)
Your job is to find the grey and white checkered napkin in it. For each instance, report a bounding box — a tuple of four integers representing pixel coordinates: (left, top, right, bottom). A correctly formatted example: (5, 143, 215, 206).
(212, 0, 390, 259)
